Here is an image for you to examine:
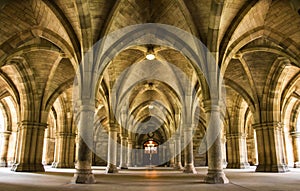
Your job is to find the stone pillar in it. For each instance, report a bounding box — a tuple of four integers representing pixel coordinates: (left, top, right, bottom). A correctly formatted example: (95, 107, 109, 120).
(52, 133, 75, 168)
(169, 139, 175, 167)
(11, 122, 46, 172)
(162, 145, 166, 166)
(226, 133, 250, 169)
(72, 104, 95, 184)
(291, 132, 300, 168)
(183, 125, 197, 173)
(119, 136, 128, 169)
(204, 105, 229, 184)
(0, 131, 11, 167)
(127, 139, 133, 167)
(252, 122, 288, 172)
(221, 136, 227, 168)
(246, 135, 258, 166)
(174, 134, 183, 170)
(42, 130, 54, 165)
(105, 123, 118, 173)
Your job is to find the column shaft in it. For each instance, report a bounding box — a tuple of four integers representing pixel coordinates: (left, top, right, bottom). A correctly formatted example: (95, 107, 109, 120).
(291, 132, 300, 168)
(105, 123, 118, 173)
(169, 139, 175, 167)
(127, 140, 133, 167)
(204, 108, 229, 184)
(119, 136, 128, 169)
(11, 122, 46, 172)
(52, 133, 75, 168)
(253, 122, 288, 172)
(174, 136, 183, 170)
(226, 133, 250, 169)
(72, 107, 95, 184)
(183, 126, 196, 173)
(0, 132, 11, 167)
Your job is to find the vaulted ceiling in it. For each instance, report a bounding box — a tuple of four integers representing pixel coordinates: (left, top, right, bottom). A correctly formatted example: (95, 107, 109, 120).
(0, 0, 299, 136)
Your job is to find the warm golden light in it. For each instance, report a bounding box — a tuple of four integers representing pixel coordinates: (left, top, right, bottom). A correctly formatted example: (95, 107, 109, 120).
(146, 53, 155, 60)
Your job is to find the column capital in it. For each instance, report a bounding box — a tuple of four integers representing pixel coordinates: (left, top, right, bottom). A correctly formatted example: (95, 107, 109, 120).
(0, 131, 12, 136)
(182, 123, 196, 130)
(108, 123, 119, 131)
(57, 132, 76, 137)
(18, 121, 47, 130)
(290, 131, 300, 137)
(252, 122, 283, 130)
(226, 132, 247, 139)
(74, 98, 95, 114)
(202, 99, 225, 112)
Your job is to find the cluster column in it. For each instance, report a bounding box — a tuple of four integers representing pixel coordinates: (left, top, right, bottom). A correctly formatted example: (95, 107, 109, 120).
(204, 104, 229, 184)
(169, 138, 175, 167)
(252, 122, 288, 172)
(105, 123, 118, 173)
(52, 133, 75, 168)
(72, 104, 95, 183)
(42, 128, 54, 165)
(174, 134, 183, 170)
(119, 135, 128, 169)
(183, 124, 196, 173)
(127, 139, 133, 167)
(0, 131, 11, 167)
(12, 122, 46, 172)
(291, 132, 300, 168)
(226, 133, 250, 169)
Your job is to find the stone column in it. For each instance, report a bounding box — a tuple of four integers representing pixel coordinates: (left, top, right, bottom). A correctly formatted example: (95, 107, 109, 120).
(11, 122, 46, 172)
(183, 125, 197, 173)
(174, 134, 183, 170)
(42, 130, 54, 165)
(72, 104, 95, 184)
(127, 139, 133, 167)
(291, 132, 300, 168)
(105, 123, 118, 173)
(246, 135, 258, 166)
(52, 133, 75, 168)
(252, 122, 288, 172)
(119, 136, 128, 169)
(221, 136, 227, 168)
(204, 105, 229, 184)
(0, 131, 11, 167)
(169, 139, 175, 167)
(226, 133, 250, 169)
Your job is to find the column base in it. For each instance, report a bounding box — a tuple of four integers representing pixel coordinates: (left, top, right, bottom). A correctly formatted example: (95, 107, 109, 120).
(174, 162, 183, 170)
(255, 164, 289, 172)
(11, 163, 45, 172)
(72, 169, 96, 184)
(52, 162, 75, 168)
(105, 163, 118, 173)
(183, 164, 197, 174)
(223, 161, 228, 168)
(0, 159, 7, 167)
(119, 163, 128, 169)
(204, 170, 229, 184)
(227, 162, 250, 169)
(294, 162, 300, 168)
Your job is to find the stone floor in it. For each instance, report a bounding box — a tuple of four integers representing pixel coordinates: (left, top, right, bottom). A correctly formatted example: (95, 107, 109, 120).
(0, 166, 299, 191)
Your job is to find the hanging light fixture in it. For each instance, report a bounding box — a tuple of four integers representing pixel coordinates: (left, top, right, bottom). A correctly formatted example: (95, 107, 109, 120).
(146, 46, 155, 60)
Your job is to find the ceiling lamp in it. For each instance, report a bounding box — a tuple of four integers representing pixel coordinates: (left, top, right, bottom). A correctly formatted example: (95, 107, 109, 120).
(146, 46, 155, 60)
